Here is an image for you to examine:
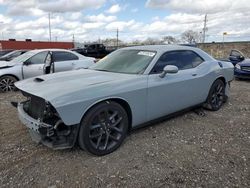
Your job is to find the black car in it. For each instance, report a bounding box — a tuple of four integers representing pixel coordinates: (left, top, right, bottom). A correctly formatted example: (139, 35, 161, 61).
(0, 50, 28, 61)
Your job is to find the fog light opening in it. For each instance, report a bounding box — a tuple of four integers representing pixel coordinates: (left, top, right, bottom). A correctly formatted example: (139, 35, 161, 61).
(54, 120, 71, 136)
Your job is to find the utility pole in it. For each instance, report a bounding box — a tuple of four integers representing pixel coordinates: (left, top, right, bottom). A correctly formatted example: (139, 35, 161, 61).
(202, 14, 207, 43)
(48, 13, 52, 42)
(72, 34, 75, 43)
(116, 28, 119, 48)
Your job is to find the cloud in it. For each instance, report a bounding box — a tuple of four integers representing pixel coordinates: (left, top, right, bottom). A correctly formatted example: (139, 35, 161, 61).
(146, 0, 250, 14)
(1, 0, 250, 42)
(39, 0, 106, 12)
(105, 20, 136, 31)
(69, 12, 83, 20)
(106, 4, 121, 14)
(85, 13, 116, 22)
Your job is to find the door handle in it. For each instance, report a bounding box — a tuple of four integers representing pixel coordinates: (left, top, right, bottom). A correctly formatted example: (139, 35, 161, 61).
(192, 73, 197, 76)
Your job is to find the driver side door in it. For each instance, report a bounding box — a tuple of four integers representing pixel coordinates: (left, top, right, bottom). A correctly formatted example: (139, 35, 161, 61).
(147, 50, 206, 121)
(22, 51, 49, 79)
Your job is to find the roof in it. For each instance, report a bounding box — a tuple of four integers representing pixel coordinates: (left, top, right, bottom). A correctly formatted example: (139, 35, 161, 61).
(122, 45, 197, 53)
(30, 48, 72, 53)
(122, 44, 214, 62)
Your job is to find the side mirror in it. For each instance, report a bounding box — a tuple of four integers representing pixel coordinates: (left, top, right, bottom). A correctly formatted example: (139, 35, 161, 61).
(23, 61, 30, 66)
(159, 65, 178, 78)
(239, 55, 245, 61)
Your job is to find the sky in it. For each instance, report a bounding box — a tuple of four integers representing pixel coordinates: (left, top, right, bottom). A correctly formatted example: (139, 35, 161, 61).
(0, 0, 250, 43)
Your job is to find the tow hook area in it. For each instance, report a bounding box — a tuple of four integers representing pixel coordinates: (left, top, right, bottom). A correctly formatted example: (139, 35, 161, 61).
(38, 119, 71, 137)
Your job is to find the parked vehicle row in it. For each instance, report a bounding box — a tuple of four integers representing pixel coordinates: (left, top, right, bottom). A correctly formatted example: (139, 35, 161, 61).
(72, 43, 114, 59)
(0, 49, 95, 92)
(228, 49, 250, 79)
(14, 45, 234, 155)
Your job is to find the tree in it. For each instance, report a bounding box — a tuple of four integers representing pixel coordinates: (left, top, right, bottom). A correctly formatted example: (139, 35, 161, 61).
(162, 36, 178, 44)
(181, 30, 202, 44)
(101, 38, 123, 47)
(142, 37, 161, 45)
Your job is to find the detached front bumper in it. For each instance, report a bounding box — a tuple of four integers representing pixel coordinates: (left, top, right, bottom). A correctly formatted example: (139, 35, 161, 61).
(17, 102, 79, 149)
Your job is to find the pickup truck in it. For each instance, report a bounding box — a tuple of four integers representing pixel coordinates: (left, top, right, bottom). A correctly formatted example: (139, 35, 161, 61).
(72, 43, 114, 59)
(0, 49, 95, 92)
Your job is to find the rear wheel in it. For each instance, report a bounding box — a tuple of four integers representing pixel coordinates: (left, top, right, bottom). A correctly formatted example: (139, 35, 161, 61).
(0, 75, 17, 92)
(78, 101, 128, 156)
(204, 79, 225, 111)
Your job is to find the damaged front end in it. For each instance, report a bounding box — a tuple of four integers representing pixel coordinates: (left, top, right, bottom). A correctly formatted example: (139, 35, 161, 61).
(16, 91, 79, 149)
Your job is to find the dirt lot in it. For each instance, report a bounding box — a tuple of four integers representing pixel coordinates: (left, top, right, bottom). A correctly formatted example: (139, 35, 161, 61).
(0, 80, 249, 187)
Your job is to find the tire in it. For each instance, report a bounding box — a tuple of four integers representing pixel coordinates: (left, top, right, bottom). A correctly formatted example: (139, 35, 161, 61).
(78, 101, 128, 156)
(0, 75, 18, 92)
(204, 79, 225, 111)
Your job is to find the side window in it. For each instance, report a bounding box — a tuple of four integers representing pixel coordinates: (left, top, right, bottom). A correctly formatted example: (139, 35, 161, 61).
(182, 51, 204, 68)
(150, 50, 203, 74)
(27, 51, 48, 64)
(53, 51, 79, 62)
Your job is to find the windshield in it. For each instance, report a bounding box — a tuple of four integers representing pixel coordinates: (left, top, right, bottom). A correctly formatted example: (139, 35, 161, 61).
(1, 51, 14, 58)
(10, 51, 36, 64)
(0, 50, 12, 56)
(90, 49, 156, 74)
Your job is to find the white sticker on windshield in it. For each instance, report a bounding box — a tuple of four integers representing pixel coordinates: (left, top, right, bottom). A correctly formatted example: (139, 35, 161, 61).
(138, 51, 155, 57)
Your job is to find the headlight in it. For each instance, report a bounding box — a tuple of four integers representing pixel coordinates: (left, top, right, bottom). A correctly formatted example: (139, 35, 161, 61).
(235, 64, 241, 70)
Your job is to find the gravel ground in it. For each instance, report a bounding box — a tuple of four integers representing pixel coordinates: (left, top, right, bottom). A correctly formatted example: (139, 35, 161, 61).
(0, 80, 250, 187)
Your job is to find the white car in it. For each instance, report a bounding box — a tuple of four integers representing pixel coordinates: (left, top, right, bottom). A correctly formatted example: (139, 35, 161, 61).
(0, 49, 95, 92)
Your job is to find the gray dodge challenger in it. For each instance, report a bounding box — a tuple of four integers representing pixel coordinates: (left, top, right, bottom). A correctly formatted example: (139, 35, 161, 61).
(14, 45, 234, 155)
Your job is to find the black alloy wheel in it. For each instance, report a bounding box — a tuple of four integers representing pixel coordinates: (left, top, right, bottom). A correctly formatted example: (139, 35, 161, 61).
(78, 101, 128, 156)
(205, 79, 225, 111)
(0, 76, 17, 92)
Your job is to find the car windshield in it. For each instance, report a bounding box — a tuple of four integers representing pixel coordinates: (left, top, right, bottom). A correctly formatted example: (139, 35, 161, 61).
(90, 49, 156, 74)
(1, 50, 18, 57)
(0, 50, 12, 56)
(10, 51, 36, 63)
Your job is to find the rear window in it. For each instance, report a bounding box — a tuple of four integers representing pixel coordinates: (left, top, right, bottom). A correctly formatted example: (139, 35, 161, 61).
(53, 51, 79, 62)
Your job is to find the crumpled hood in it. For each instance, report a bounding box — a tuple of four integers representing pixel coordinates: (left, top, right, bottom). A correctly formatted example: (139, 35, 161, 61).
(0, 61, 17, 68)
(15, 69, 136, 103)
(239, 59, 250, 66)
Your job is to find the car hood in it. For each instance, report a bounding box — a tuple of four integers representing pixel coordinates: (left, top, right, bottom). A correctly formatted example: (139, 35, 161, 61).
(15, 69, 138, 104)
(239, 59, 250, 66)
(0, 60, 17, 68)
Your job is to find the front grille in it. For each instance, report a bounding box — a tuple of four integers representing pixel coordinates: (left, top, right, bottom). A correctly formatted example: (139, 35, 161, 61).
(241, 66, 250, 72)
(22, 92, 46, 120)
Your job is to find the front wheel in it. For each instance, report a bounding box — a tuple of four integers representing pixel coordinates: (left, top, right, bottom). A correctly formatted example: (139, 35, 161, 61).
(204, 79, 226, 111)
(0, 75, 17, 92)
(78, 101, 128, 156)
